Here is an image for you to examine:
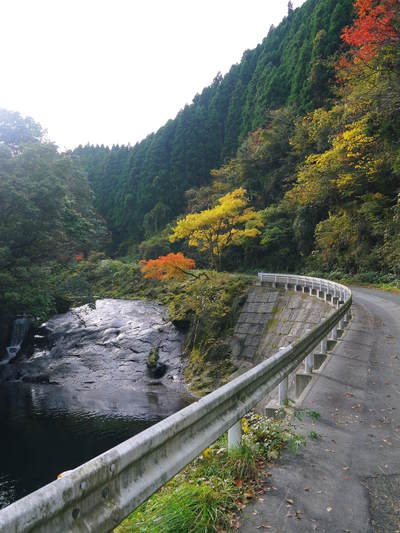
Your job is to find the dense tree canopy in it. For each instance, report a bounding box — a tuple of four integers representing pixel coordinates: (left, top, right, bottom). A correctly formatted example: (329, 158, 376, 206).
(170, 188, 263, 268)
(2, 0, 398, 326)
(165, 0, 400, 275)
(74, 0, 354, 249)
(0, 109, 107, 317)
(139, 253, 196, 281)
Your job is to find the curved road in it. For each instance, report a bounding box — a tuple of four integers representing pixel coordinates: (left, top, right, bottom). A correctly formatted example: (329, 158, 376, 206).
(240, 287, 400, 533)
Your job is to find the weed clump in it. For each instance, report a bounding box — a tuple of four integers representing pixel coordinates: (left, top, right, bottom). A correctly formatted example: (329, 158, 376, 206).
(115, 411, 310, 533)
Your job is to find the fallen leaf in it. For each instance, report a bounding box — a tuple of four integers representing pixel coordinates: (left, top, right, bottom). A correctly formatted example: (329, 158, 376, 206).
(256, 526, 272, 530)
(304, 486, 311, 491)
(286, 498, 294, 505)
(327, 507, 332, 512)
(235, 479, 243, 489)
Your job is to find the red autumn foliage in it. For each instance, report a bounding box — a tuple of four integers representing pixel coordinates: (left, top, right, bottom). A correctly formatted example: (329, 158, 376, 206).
(342, 0, 399, 62)
(139, 252, 196, 281)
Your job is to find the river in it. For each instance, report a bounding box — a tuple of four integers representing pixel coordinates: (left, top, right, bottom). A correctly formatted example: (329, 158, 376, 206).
(0, 299, 193, 509)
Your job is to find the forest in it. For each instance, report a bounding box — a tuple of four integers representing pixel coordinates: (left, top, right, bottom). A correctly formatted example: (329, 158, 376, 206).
(1, 0, 399, 320)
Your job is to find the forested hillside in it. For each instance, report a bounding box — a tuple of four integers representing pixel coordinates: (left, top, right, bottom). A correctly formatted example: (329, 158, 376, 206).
(0, 110, 107, 318)
(2, 0, 398, 325)
(75, 0, 354, 248)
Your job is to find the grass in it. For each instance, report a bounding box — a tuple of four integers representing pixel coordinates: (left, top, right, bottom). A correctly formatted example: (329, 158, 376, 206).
(114, 411, 310, 533)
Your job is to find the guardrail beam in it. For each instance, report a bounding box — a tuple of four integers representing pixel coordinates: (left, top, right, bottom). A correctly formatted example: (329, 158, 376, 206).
(0, 273, 352, 533)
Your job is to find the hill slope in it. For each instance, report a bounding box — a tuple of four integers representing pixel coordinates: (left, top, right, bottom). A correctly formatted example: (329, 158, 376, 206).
(74, 0, 353, 247)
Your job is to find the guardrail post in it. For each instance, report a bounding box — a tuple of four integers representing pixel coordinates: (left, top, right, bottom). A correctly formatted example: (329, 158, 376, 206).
(279, 376, 289, 405)
(228, 420, 243, 450)
(305, 353, 313, 373)
(0, 273, 352, 532)
(321, 337, 327, 354)
(325, 291, 330, 303)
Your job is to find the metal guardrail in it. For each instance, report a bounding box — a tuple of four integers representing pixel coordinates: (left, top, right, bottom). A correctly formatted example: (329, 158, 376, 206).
(0, 274, 352, 533)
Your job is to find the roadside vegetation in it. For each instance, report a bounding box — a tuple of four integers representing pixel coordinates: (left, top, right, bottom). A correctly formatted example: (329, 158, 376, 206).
(55, 254, 253, 394)
(114, 410, 315, 533)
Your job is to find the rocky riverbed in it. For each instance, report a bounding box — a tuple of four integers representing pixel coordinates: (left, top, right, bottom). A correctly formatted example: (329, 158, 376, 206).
(0, 299, 187, 393)
(0, 299, 193, 507)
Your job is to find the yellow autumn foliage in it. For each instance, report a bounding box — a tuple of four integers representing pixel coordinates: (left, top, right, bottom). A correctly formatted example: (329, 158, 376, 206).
(285, 116, 384, 208)
(170, 188, 263, 267)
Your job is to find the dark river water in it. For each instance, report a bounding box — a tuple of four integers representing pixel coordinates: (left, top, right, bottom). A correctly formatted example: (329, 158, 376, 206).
(0, 299, 193, 510)
(0, 381, 192, 510)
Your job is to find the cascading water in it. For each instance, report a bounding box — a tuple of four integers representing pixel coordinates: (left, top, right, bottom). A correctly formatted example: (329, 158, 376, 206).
(3, 318, 30, 364)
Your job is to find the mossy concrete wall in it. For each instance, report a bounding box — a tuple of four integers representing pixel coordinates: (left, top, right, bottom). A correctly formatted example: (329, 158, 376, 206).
(231, 286, 331, 373)
(231, 286, 278, 361)
(256, 290, 331, 363)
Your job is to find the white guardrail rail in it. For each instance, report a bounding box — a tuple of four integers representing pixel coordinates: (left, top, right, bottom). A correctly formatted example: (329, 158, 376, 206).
(0, 273, 352, 533)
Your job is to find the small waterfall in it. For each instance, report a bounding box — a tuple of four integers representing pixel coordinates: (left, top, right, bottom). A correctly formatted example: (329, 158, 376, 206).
(3, 318, 30, 364)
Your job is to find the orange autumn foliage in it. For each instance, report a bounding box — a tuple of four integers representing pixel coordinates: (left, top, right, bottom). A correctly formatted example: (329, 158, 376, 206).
(342, 0, 399, 63)
(139, 253, 196, 281)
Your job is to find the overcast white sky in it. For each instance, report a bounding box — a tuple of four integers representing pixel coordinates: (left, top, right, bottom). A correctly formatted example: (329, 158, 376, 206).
(0, 0, 306, 150)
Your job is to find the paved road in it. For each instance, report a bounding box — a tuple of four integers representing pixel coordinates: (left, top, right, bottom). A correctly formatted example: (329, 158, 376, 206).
(239, 287, 400, 533)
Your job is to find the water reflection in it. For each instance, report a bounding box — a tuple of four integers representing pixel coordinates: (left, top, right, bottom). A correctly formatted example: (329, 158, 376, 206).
(0, 382, 192, 509)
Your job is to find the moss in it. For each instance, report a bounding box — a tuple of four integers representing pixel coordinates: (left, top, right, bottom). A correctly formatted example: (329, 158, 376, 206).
(147, 347, 159, 369)
(185, 345, 238, 396)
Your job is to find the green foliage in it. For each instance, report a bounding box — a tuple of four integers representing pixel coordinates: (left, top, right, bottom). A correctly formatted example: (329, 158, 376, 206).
(147, 347, 159, 370)
(0, 110, 107, 319)
(119, 482, 231, 533)
(5, 0, 398, 324)
(259, 206, 298, 271)
(116, 411, 308, 533)
(167, 271, 251, 394)
(0, 107, 43, 152)
(138, 228, 173, 260)
(245, 413, 306, 460)
(53, 258, 252, 393)
(74, 0, 353, 249)
(73, 0, 398, 278)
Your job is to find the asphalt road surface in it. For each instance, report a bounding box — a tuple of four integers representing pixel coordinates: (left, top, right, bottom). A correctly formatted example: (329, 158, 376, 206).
(239, 287, 400, 533)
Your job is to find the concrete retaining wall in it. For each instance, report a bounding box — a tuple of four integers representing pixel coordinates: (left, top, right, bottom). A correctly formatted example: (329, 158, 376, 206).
(0, 273, 352, 533)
